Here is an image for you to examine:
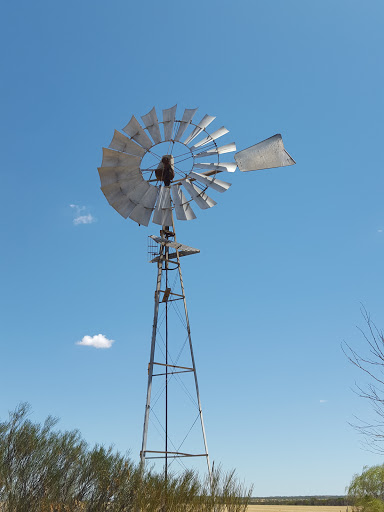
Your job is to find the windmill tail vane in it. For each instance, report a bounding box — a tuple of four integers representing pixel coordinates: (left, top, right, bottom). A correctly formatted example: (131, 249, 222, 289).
(98, 104, 295, 477)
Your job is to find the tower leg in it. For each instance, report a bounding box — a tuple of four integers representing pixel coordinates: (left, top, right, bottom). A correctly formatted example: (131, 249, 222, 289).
(140, 243, 163, 467)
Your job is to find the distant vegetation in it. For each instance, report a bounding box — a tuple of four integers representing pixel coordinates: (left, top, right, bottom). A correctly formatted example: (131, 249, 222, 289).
(250, 496, 347, 506)
(0, 403, 252, 511)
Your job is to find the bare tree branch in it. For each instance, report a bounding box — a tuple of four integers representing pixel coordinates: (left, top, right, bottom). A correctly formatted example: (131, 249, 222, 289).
(343, 308, 384, 454)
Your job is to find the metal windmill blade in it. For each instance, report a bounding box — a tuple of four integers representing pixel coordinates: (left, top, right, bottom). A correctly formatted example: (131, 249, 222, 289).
(187, 171, 231, 193)
(163, 104, 177, 141)
(183, 114, 216, 145)
(171, 183, 196, 221)
(141, 107, 162, 145)
(190, 127, 229, 149)
(193, 162, 237, 174)
(123, 116, 153, 149)
(174, 107, 198, 141)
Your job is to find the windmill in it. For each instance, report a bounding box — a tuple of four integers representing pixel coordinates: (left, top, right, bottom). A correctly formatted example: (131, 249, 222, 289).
(98, 105, 295, 479)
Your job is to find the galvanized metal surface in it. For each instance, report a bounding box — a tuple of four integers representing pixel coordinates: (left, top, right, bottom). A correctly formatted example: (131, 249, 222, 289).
(183, 114, 216, 145)
(188, 171, 231, 193)
(144, 450, 207, 457)
(128, 187, 155, 226)
(174, 107, 198, 142)
(139, 185, 158, 207)
(150, 235, 199, 254)
(98, 166, 142, 187)
(190, 126, 229, 149)
(126, 181, 150, 204)
(102, 178, 139, 200)
(123, 115, 153, 149)
(150, 235, 183, 251)
(234, 134, 296, 171)
(194, 142, 236, 158)
(149, 249, 199, 262)
(111, 196, 137, 219)
(193, 162, 237, 173)
(108, 130, 146, 157)
(101, 183, 127, 205)
(140, 243, 163, 467)
(183, 180, 217, 209)
(162, 104, 177, 141)
(171, 183, 196, 221)
(129, 204, 154, 227)
(127, 185, 158, 226)
(120, 176, 146, 195)
(152, 186, 172, 226)
(102, 148, 142, 168)
(141, 107, 162, 145)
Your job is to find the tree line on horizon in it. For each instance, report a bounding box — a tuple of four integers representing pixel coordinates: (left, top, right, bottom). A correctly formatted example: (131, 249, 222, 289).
(250, 496, 347, 506)
(0, 403, 252, 512)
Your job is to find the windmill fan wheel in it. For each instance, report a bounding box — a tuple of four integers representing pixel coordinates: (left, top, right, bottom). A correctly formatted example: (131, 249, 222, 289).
(98, 105, 237, 226)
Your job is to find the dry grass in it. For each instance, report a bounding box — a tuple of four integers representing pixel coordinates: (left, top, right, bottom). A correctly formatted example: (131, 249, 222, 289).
(247, 506, 349, 512)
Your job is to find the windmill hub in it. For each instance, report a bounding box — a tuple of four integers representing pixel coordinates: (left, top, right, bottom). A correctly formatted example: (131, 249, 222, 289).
(155, 154, 175, 186)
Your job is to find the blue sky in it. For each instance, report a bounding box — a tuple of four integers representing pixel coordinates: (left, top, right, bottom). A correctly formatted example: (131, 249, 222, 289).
(1, 0, 384, 496)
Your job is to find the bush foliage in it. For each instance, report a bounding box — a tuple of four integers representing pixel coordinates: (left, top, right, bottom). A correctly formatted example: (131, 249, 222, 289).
(0, 403, 251, 511)
(348, 465, 384, 512)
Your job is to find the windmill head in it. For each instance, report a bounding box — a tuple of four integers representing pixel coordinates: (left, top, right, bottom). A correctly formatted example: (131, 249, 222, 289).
(98, 105, 295, 226)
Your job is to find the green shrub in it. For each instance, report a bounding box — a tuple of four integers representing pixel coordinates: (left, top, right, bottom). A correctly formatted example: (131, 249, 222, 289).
(0, 403, 252, 511)
(348, 465, 384, 512)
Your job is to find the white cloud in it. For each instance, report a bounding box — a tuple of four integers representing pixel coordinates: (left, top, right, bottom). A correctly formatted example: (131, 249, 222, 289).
(76, 334, 115, 349)
(73, 214, 95, 225)
(70, 204, 95, 225)
(319, 399, 328, 403)
(378, 229, 383, 233)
